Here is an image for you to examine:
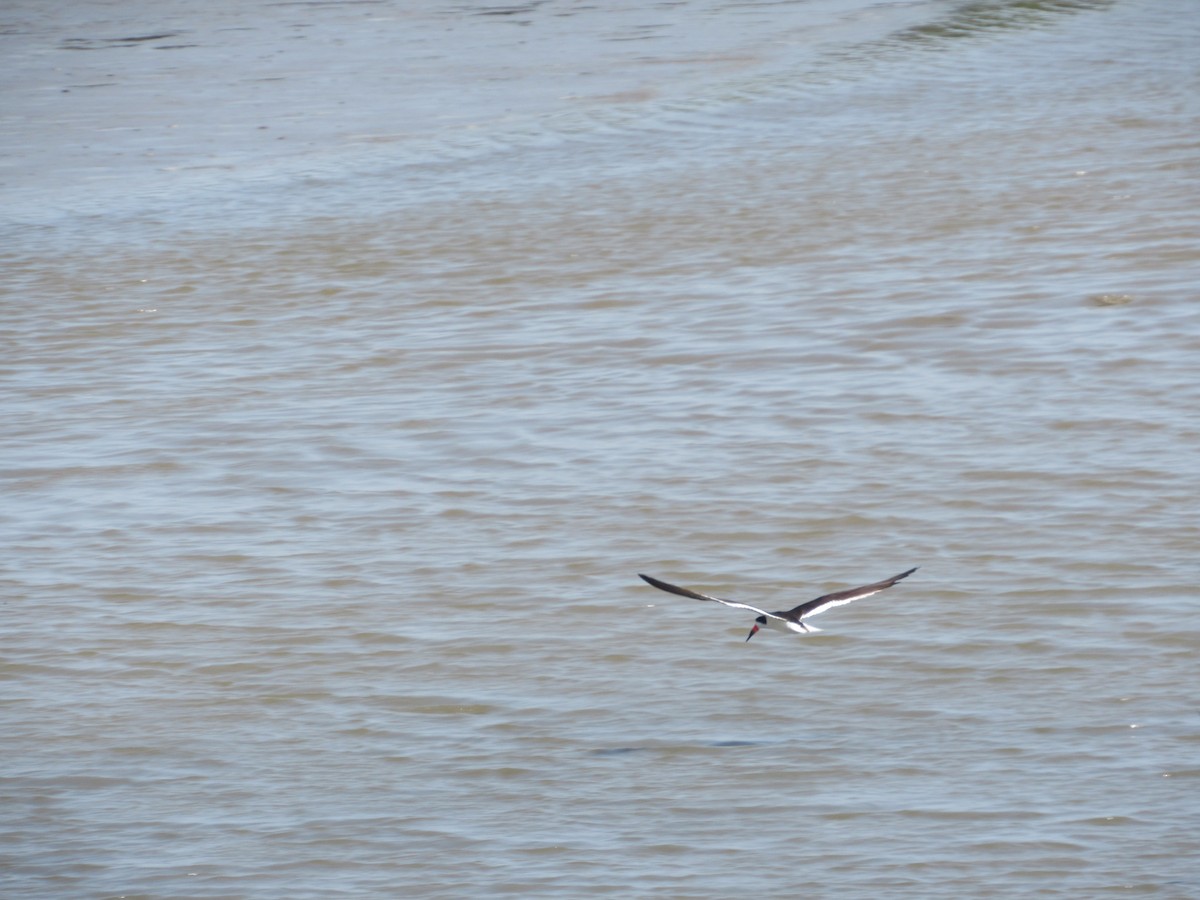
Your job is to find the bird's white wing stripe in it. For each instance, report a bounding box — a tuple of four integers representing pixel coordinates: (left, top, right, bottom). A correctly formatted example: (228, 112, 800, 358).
(707, 597, 784, 619)
(796, 587, 886, 619)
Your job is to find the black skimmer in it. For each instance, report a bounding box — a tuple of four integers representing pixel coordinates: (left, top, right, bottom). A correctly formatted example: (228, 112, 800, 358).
(638, 567, 918, 641)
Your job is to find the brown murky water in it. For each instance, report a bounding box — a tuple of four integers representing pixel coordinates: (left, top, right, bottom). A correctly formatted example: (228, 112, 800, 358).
(3, 1, 1198, 896)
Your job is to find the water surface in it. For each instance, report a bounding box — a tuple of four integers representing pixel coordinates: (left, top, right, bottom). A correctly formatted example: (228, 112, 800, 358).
(3, 0, 1199, 896)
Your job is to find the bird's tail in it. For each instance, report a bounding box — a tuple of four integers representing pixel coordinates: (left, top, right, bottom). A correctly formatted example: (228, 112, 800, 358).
(802, 623, 822, 633)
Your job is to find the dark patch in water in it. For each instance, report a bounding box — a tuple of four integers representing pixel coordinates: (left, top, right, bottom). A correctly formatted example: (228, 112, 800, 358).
(591, 740, 766, 756)
(61, 33, 183, 50)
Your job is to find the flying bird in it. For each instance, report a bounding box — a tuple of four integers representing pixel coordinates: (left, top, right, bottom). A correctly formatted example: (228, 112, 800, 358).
(638, 567, 918, 641)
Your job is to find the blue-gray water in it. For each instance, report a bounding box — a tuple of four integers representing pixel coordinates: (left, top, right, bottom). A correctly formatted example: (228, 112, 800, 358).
(3, 0, 1199, 896)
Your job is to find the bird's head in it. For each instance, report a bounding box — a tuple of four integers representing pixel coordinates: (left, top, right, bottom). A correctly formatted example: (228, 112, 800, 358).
(746, 614, 767, 642)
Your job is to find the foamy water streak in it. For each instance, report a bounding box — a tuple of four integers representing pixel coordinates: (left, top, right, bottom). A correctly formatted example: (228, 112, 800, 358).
(3, 0, 1199, 896)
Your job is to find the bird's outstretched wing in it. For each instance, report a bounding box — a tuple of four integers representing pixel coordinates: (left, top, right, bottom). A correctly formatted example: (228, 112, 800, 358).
(787, 567, 918, 620)
(637, 574, 783, 620)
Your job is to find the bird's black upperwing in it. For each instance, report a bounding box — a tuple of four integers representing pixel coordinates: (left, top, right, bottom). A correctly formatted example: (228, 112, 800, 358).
(638, 574, 776, 618)
(787, 567, 918, 620)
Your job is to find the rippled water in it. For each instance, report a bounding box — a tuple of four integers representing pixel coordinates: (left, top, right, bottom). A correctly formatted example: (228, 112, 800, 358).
(3, 0, 1199, 896)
